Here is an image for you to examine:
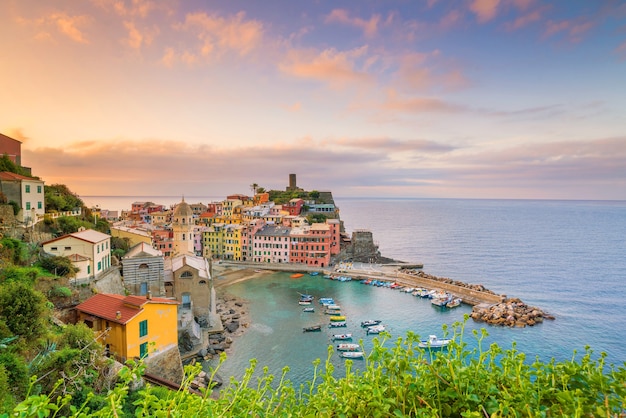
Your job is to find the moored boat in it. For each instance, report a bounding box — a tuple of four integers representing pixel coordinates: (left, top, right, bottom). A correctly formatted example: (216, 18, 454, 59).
(329, 321, 347, 328)
(302, 307, 315, 312)
(303, 325, 322, 332)
(366, 324, 386, 334)
(418, 335, 451, 349)
(340, 351, 364, 359)
(291, 273, 304, 278)
(309, 271, 320, 276)
(336, 343, 360, 351)
(298, 300, 312, 305)
(331, 333, 353, 341)
(329, 315, 346, 322)
(361, 319, 382, 327)
(446, 298, 462, 308)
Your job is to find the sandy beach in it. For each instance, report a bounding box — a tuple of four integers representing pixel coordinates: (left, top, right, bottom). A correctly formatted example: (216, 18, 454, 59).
(211, 265, 272, 343)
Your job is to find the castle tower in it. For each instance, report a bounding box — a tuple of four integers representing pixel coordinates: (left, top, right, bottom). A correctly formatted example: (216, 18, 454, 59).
(287, 173, 297, 191)
(172, 198, 195, 256)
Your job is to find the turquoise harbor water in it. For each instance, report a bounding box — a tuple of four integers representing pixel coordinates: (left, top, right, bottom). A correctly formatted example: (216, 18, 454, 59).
(83, 196, 626, 388)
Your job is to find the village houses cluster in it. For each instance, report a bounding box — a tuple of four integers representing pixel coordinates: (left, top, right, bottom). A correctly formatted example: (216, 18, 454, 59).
(1, 133, 348, 370)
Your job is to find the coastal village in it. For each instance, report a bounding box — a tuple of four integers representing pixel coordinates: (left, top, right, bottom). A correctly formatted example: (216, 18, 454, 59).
(0, 132, 552, 391)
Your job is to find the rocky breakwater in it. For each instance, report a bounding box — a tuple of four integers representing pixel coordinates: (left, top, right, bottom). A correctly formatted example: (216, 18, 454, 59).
(471, 297, 555, 328)
(204, 295, 250, 359)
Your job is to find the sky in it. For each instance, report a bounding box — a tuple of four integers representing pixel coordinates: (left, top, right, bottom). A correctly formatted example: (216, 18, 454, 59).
(1, 0, 625, 200)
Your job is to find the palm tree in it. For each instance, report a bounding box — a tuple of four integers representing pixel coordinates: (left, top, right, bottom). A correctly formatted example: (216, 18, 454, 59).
(250, 183, 259, 195)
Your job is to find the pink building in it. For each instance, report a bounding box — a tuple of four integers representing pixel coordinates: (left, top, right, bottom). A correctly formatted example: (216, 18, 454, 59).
(289, 223, 331, 267)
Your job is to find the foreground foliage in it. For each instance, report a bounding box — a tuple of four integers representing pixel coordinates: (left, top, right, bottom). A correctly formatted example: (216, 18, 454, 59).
(8, 319, 626, 417)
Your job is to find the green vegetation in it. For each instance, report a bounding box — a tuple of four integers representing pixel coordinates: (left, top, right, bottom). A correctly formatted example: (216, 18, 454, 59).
(0, 154, 32, 177)
(44, 184, 83, 213)
(6, 320, 625, 417)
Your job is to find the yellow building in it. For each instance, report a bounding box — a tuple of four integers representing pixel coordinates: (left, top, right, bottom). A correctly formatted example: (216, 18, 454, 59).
(223, 224, 243, 261)
(203, 223, 225, 259)
(110, 225, 153, 248)
(76, 293, 179, 362)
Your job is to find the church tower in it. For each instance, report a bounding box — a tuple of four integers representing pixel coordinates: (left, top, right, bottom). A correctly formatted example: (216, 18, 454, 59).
(172, 198, 195, 256)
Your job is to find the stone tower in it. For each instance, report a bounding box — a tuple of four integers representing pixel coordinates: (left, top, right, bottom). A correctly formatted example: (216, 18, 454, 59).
(171, 198, 195, 256)
(286, 173, 298, 191)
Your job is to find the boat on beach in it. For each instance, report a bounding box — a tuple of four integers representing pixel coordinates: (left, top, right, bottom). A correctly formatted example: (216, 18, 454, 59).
(303, 325, 322, 332)
(331, 333, 353, 341)
(336, 343, 360, 351)
(418, 335, 451, 349)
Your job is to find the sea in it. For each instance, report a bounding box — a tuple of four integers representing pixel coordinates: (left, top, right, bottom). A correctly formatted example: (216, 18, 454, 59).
(82, 196, 626, 388)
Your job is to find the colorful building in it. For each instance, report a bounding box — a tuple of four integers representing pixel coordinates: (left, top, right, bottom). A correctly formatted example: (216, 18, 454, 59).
(41, 229, 111, 280)
(75, 293, 179, 362)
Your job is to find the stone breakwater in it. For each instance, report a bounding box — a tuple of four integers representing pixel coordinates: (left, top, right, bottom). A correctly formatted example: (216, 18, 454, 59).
(470, 298, 555, 328)
(396, 269, 554, 328)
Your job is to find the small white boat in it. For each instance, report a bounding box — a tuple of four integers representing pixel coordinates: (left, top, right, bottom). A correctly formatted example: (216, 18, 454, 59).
(331, 333, 353, 341)
(446, 298, 462, 308)
(303, 307, 315, 312)
(418, 335, 452, 349)
(340, 351, 364, 359)
(299, 300, 312, 305)
(336, 343, 360, 351)
(361, 319, 381, 327)
(319, 298, 335, 305)
(329, 321, 347, 328)
(366, 324, 386, 334)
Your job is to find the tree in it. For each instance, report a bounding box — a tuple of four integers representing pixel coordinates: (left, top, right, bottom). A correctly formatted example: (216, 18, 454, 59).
(250, 183, 259, 195)
(44, 184, 83, 212)
(38, 255, 79, 278)
(309, 190, 320, 199)
(0, 281, 48, 341)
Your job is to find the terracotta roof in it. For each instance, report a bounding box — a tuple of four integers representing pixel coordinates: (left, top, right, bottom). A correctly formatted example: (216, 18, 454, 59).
(42, 229, 111, 246)
(0, 171, 36, 181)
(75, 293, 178, 325)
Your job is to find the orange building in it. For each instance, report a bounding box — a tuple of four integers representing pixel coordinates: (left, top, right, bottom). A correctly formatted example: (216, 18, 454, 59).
(76, 293, 179, 362)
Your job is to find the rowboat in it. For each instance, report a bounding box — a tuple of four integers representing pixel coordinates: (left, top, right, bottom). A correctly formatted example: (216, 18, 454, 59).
(291, 273, 304, 278)
(303, 325, 322, 332)
(336, 343, 360, 351)
(331, 333, 353, 341)
(418, 335, 452, 349)
(366, 324, 385, 334)
(340, 351, 364, 359)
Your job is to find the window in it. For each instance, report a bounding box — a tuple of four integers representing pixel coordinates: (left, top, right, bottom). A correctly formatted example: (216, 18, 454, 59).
(37, 185, 42, 193)
(38, 201, 42, 209)
(25, 185, 30, 193)
(51, 246, 58, 251)
(180, 271, 193, 278)
(98, 261, 102, 271)
(65, 246, 71, 250)
(26, 202, 31, 210)
(139, 342, 148, 358)
(139, 320, 148, 337)
(88, 265, 91, 274)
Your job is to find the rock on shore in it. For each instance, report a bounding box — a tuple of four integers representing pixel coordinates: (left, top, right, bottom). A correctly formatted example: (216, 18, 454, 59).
(471, 298, 555, 327)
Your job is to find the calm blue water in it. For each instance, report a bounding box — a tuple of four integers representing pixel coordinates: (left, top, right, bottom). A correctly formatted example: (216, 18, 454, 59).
(83, 196, 626, 387)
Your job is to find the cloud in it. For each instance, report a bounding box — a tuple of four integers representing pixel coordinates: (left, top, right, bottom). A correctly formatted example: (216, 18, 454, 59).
(5, 128, 30, 143)
(17, 11, 91, 43)
(503, 8, 543, 31)
(158, 11, 264, 66)
(469, 0, 501, 23)
(278, 46, 373, 88)
(544, 19, 593, 43)
(123, 20, 159, 49)
(24, 135, 626, 200)
(380, 89, 466, 114)
(617, 40, 626, 60)
(325, 9, 382, 38)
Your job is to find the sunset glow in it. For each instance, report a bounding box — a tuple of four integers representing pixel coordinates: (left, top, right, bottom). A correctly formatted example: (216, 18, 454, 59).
(1, 0, 625, 199)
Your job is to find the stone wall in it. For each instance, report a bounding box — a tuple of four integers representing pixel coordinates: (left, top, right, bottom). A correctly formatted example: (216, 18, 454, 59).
(144, 345, 184, 384)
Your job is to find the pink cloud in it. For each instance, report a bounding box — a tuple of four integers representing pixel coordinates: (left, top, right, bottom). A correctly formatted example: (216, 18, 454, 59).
(278, 46, 372, 88)
(168, 11, 264, 65)
(381, 89, 466, 113)
(18, 12, 92, 44)
(439, 10, 463, 30)
(325, 9, 382, 38)
(394, 52, 470, 92)
(123, 20, 159, 49)
(504, 9, 542, 31)
(544, 19, 593, 43)
(469, 0, 501, 23)
(616, 40, 626, 60)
